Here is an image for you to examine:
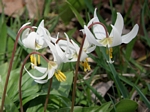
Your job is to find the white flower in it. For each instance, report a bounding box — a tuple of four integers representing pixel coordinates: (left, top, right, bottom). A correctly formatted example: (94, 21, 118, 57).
(21, 20, 52, 50)
(54, 33, 94, 71)
(55, 33, 95, 62)
(83, 8, 139, 63)
(24, 62, 57, 84)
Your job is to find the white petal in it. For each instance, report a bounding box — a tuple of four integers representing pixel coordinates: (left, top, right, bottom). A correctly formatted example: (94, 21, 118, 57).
(83, 37, 90, 49)
(21, 28, 30, 41)
(113, 12, 124, 35)
(34, 79, 48, 84)
(24, 65, 48, 80)
(87, 17, 99, 27)
(36, 20, 44, 35)
(47, 68, 55, 79)
(80, 51, 88, 61)
(93, 21, 106, 39)
(31, 63, 47, 73)
(86, 45, 96, 53)
(109, 25, 122, 47)
(18, 22, 31, 32)
(44, 38, 62, 64)
(94, 8, 98, 18)
(84, 25, 103, 46)
(121, 24, 139, 43)
(22, 32, 36, 49)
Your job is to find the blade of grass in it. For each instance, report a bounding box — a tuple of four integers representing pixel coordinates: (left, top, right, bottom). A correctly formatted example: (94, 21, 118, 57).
(119, 76, 150, 109)
(100, 47, 128, 98)
(66, 1, 85, 27)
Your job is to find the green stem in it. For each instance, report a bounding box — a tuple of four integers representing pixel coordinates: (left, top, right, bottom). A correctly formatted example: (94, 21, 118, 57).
(19, 51, 49, 112)
(43, 78, 53, 112)
(0, 25, 34, 112)
(70, 34, 86, 112)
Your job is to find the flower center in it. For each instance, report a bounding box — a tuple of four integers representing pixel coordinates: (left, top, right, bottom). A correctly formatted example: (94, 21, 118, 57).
(100, 37, 113, 47)
(80, 58, 91, 72)
(35, 42, 42, 49)
(54, 70, 66, 82)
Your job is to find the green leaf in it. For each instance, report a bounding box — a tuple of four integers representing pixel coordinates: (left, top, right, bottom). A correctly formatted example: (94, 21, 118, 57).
(74, 102, 111, 112)
(59, 0, 85, 25)
(66, 1, 85, 27)
(111, 99, 138, 112)
(119, 76, 150, 109)
(0, 21, 7, 63)
(1, 96, 19, 112)
(100, 47, 128, 98)
(50, 71, 74, 97)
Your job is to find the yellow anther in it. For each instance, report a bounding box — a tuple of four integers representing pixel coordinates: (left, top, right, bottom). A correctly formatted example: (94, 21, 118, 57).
(33, 55, 37, 66)
(37, 55, 40, 65)
(109, 48, 113, 59)
(106, 48, 113, 59)
(55, 70, 66, 82)
(30, 55, 34, 63)
(80, 58, 91, 72)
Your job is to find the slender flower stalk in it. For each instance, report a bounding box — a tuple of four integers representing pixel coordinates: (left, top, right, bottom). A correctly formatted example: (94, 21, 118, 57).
(44, 78, 53, 112)
(19, 51, 49, 112)
(0, 25, 34, 112)
(70, 34, 86, 112)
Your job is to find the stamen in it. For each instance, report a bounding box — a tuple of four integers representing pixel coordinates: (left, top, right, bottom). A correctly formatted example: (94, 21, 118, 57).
(30, 55, 34, 63)
(37, 55, 40, 65)
(33, 55, 37, 66)
(106, 48, 114, 64)
(80, 58, 91, 72)
(55, 70, 66, 82)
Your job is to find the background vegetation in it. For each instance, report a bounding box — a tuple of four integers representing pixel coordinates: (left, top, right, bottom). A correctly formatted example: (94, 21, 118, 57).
(0, 0, 150, 111)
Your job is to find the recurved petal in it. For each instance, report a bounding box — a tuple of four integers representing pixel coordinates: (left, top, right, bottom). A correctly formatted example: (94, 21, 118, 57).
(113, 12, 124, 35)
(93, 22, 106, 40)
(22, 32, 37, 49)
(121, 24, 139, 44)
(87, 17, 99, 27)
(24, 65, 48, 80)
(31, 63, 47, 73)
(109, 25, 122, 47)
(47, 68, 55, 79)
(84, 25, 103, 46)
(36, 20, 44, 35)
(21, 28, 30, 41)
(34, 79, 48, 84)
(18, 22, 31, 32)
(94, 8, 97, 18)
(86, 45, 96, 53)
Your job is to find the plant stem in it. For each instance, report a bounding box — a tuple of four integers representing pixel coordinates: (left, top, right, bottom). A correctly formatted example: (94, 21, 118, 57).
(0, 26, 34, 112)
(19, 51, 49, 112)
(43, 78, 53, 112)
(70, 34, 86, 112)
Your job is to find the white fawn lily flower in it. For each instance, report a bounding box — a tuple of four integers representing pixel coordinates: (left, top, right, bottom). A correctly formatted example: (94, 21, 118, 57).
(83, 8, 139, 63)
(24, 62, 58, 84)
(55, 33, 95, 71)
(24, 40, 67, 84)
(21, 20, 52, 66)
(21, 20, 52, 50)
(44, 38, 67, 82)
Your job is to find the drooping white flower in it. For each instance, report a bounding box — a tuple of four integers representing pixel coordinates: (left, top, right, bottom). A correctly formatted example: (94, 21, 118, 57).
(83, 8, 139, 63)
(21, 20, 52, 50)
(53, 33, 94, 71)
(24, 62, 58, 84)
